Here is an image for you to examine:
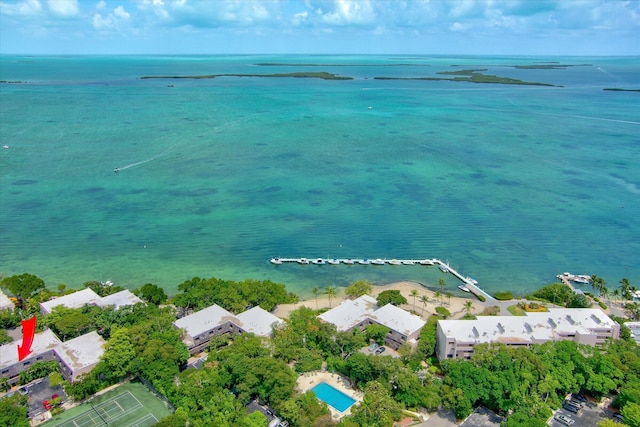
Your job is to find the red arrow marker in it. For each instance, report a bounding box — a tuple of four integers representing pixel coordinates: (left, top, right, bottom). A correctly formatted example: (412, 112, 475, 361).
(17, 316, 37, 361)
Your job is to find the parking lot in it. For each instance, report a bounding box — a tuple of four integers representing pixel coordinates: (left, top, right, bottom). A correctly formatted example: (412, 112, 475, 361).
(22, 376, 66, 418)
(549, 396, 616, 427)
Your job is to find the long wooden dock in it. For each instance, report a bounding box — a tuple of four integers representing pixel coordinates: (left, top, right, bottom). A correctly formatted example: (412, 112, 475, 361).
(269, 256, 496, 301)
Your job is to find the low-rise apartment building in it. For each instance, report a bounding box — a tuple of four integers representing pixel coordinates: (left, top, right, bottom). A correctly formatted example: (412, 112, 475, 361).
(437, 308, 620, 360)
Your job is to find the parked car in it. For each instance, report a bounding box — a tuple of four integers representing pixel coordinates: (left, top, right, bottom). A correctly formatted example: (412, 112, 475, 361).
(563, 403, 580, 414)
(43, 400, 52, 411)
(568, 399, 584, 408)
(555, 414, 575, 426)
(571, 394, 587, 402)
(375, 346, 386, 354)
(368, 343, 378, 352)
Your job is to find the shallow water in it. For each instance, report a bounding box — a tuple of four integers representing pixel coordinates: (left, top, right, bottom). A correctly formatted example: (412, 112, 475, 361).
(1, 55, 638, 297)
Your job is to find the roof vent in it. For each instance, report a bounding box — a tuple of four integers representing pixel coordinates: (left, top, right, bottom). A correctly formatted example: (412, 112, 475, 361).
(548, 318, 557, 328)
(591, 314, 602, 324)
(566, 315, 575, 325)
(524, 323, 533, 333)
(472, 327, 480, 338)
(497, 323, 505, 333)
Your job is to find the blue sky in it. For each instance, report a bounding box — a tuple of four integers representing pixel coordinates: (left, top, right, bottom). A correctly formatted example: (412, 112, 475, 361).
(0, 0, 638, 55)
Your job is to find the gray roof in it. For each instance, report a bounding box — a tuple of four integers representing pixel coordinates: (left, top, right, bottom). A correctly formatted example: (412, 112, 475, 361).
(318, 295, 426, 336)
(0, 289, 13, 311)
(55, 331, 105, 372)
(174, 304, 237, 338)
(40, 288, 101, 314)
(318, 295, 378, 332)
(236, 306, 284, 336)
(98, 290, 143, 310)
(0, 329, 61, 370)
(439, 308, 618, 344)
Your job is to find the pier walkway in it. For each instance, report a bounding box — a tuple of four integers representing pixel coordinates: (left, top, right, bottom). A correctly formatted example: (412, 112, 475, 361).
(269, 257, 496, 302)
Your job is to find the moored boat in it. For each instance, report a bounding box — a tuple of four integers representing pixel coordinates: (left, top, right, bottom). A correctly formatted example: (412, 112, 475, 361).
(270, 257, 282, 265)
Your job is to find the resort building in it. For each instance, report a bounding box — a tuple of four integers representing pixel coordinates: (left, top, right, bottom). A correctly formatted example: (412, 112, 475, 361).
(40, 288, 142, 315)
(624, 322, 640, 346)
(0, 329, 106, 384)
(318, 295, 426, 349)
(0, 289, 14, 311)
(173, 304, 284, 354)
(55, 331, 106, 382)
(436, 308, 620, 360)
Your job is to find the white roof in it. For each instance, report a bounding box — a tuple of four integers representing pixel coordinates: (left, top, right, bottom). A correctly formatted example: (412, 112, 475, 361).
(40, 288, 101, 314)
(236, 306, 284, 337)
(318, 295, 426, 336)
(55, 331, 105, 371)
(98, 290, 143, 310)
(174, 304, 237, 338)
(318, 295, 378, 332)
(439, 308, 617, 344)
(371, 304, 426, 336)
(0, 289, 13, 311)
(0, 329, 61, 370)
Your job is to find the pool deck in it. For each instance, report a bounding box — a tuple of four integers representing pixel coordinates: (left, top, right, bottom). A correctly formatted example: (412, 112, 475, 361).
(296, 371, 363, 420)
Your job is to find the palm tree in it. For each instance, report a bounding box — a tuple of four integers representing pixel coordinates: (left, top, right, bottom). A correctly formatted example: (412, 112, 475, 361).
(410, 289, 419, 311)
(446, 291, 453, 306)
(438, 278, 446, 294)
(325, 286, 337, 308)
(620, 278, 631, 301)
(420, 295, 429, 315)
(612, 289, 620, 304)
(464, 300, 473, 315)
(434, 291, 442, 305)
(312, 286, 320, 309)
(590, 274, 606, 297)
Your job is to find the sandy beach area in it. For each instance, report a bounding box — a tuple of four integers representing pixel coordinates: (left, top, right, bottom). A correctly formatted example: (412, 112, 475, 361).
(274, 281, 482, 320)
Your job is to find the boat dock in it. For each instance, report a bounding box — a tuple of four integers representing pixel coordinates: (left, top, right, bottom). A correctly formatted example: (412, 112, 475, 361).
(270, 257, 496, 301)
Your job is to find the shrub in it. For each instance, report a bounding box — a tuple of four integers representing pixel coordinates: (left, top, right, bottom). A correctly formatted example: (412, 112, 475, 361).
(481, 306, 500, 316)
(598, 301, 608, 310)
(494, 291, 513, 301)
(435, 306, 451, 318)
(476, 294, 486, 302)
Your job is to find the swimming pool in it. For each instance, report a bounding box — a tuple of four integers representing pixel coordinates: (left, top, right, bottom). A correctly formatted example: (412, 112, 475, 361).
(311, 382, 356, 412)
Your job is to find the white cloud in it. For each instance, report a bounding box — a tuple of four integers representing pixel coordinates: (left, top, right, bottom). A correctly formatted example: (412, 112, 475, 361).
(319, 0, 376, 26)
(96, 0, 106, 11)
(47, 0, 78, 17)
(93, 4, 130, 30)
(0, 0, 43, 16)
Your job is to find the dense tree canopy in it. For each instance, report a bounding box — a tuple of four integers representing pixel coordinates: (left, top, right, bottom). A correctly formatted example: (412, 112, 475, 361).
(0, 273, 45, 308)
(376, 290, 407, 306)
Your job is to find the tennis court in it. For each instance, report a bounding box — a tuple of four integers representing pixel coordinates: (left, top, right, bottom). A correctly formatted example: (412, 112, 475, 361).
(47, 382, 171, 427)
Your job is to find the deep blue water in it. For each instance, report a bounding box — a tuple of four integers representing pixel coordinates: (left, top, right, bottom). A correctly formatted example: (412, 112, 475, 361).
(1, 55, 638, 297)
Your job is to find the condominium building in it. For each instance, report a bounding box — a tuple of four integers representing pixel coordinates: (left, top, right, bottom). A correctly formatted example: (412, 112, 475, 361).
(437, 308, 620, 360)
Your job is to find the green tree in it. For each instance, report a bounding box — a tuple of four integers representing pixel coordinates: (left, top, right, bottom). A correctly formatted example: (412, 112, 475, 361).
(376, 290, 407, 307)
(446, 291, 453, 306)
(591, 274, 607, 297)
(438, 278, 446, 294)
(100, 327, 136, 381)
(464, 300, 474, 314)
(136, 283, 167, 305)
(420, 295, 430, 315)
(0, 273, 45, 309)
(621, 402, 640, 427)
(365, 323, 389, 345)
(410, 289, 419, 311)
(325, 286, 337, 308)
(45, 306, 94, 340)
(0, 393, 28, 427)
(312, 286, 320, 309)
(350, 380, 403, 427)
(345, 280, 373, 299)
(567, 293, 591, 308)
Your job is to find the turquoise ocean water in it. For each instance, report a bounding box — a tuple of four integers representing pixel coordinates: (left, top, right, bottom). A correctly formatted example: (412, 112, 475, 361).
(1, 55, 638, 298)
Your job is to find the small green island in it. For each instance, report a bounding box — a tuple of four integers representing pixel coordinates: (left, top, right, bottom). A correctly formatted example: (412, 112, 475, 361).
(375, 69, 561, 87)
(140, 71, 353, 80)
(604, 87, 640, 92)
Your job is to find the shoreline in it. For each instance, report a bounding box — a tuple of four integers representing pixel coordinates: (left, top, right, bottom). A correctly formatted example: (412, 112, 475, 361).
(274, 280, 482, 320)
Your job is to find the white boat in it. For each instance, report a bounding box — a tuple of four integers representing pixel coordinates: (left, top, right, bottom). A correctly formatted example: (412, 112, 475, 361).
(439, 264, 449, 273)
(371, 259, 385, 265)
(114, 167, 120, 173)
(465, 277, 478, 285)
(297, 258, 309, 264)
(458, 285, 470, 292)
(312, 258, 325, 265)
(326, 259, 340, 265)
(2, 145, 9, 149)
(270, 258, 282, 265)
(388, 259, 402, 265)
(419, 259, 434, 265)
(401, 260, 415, 265)
(357, 259, 371, 265)
(342, 259, 355, 265)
